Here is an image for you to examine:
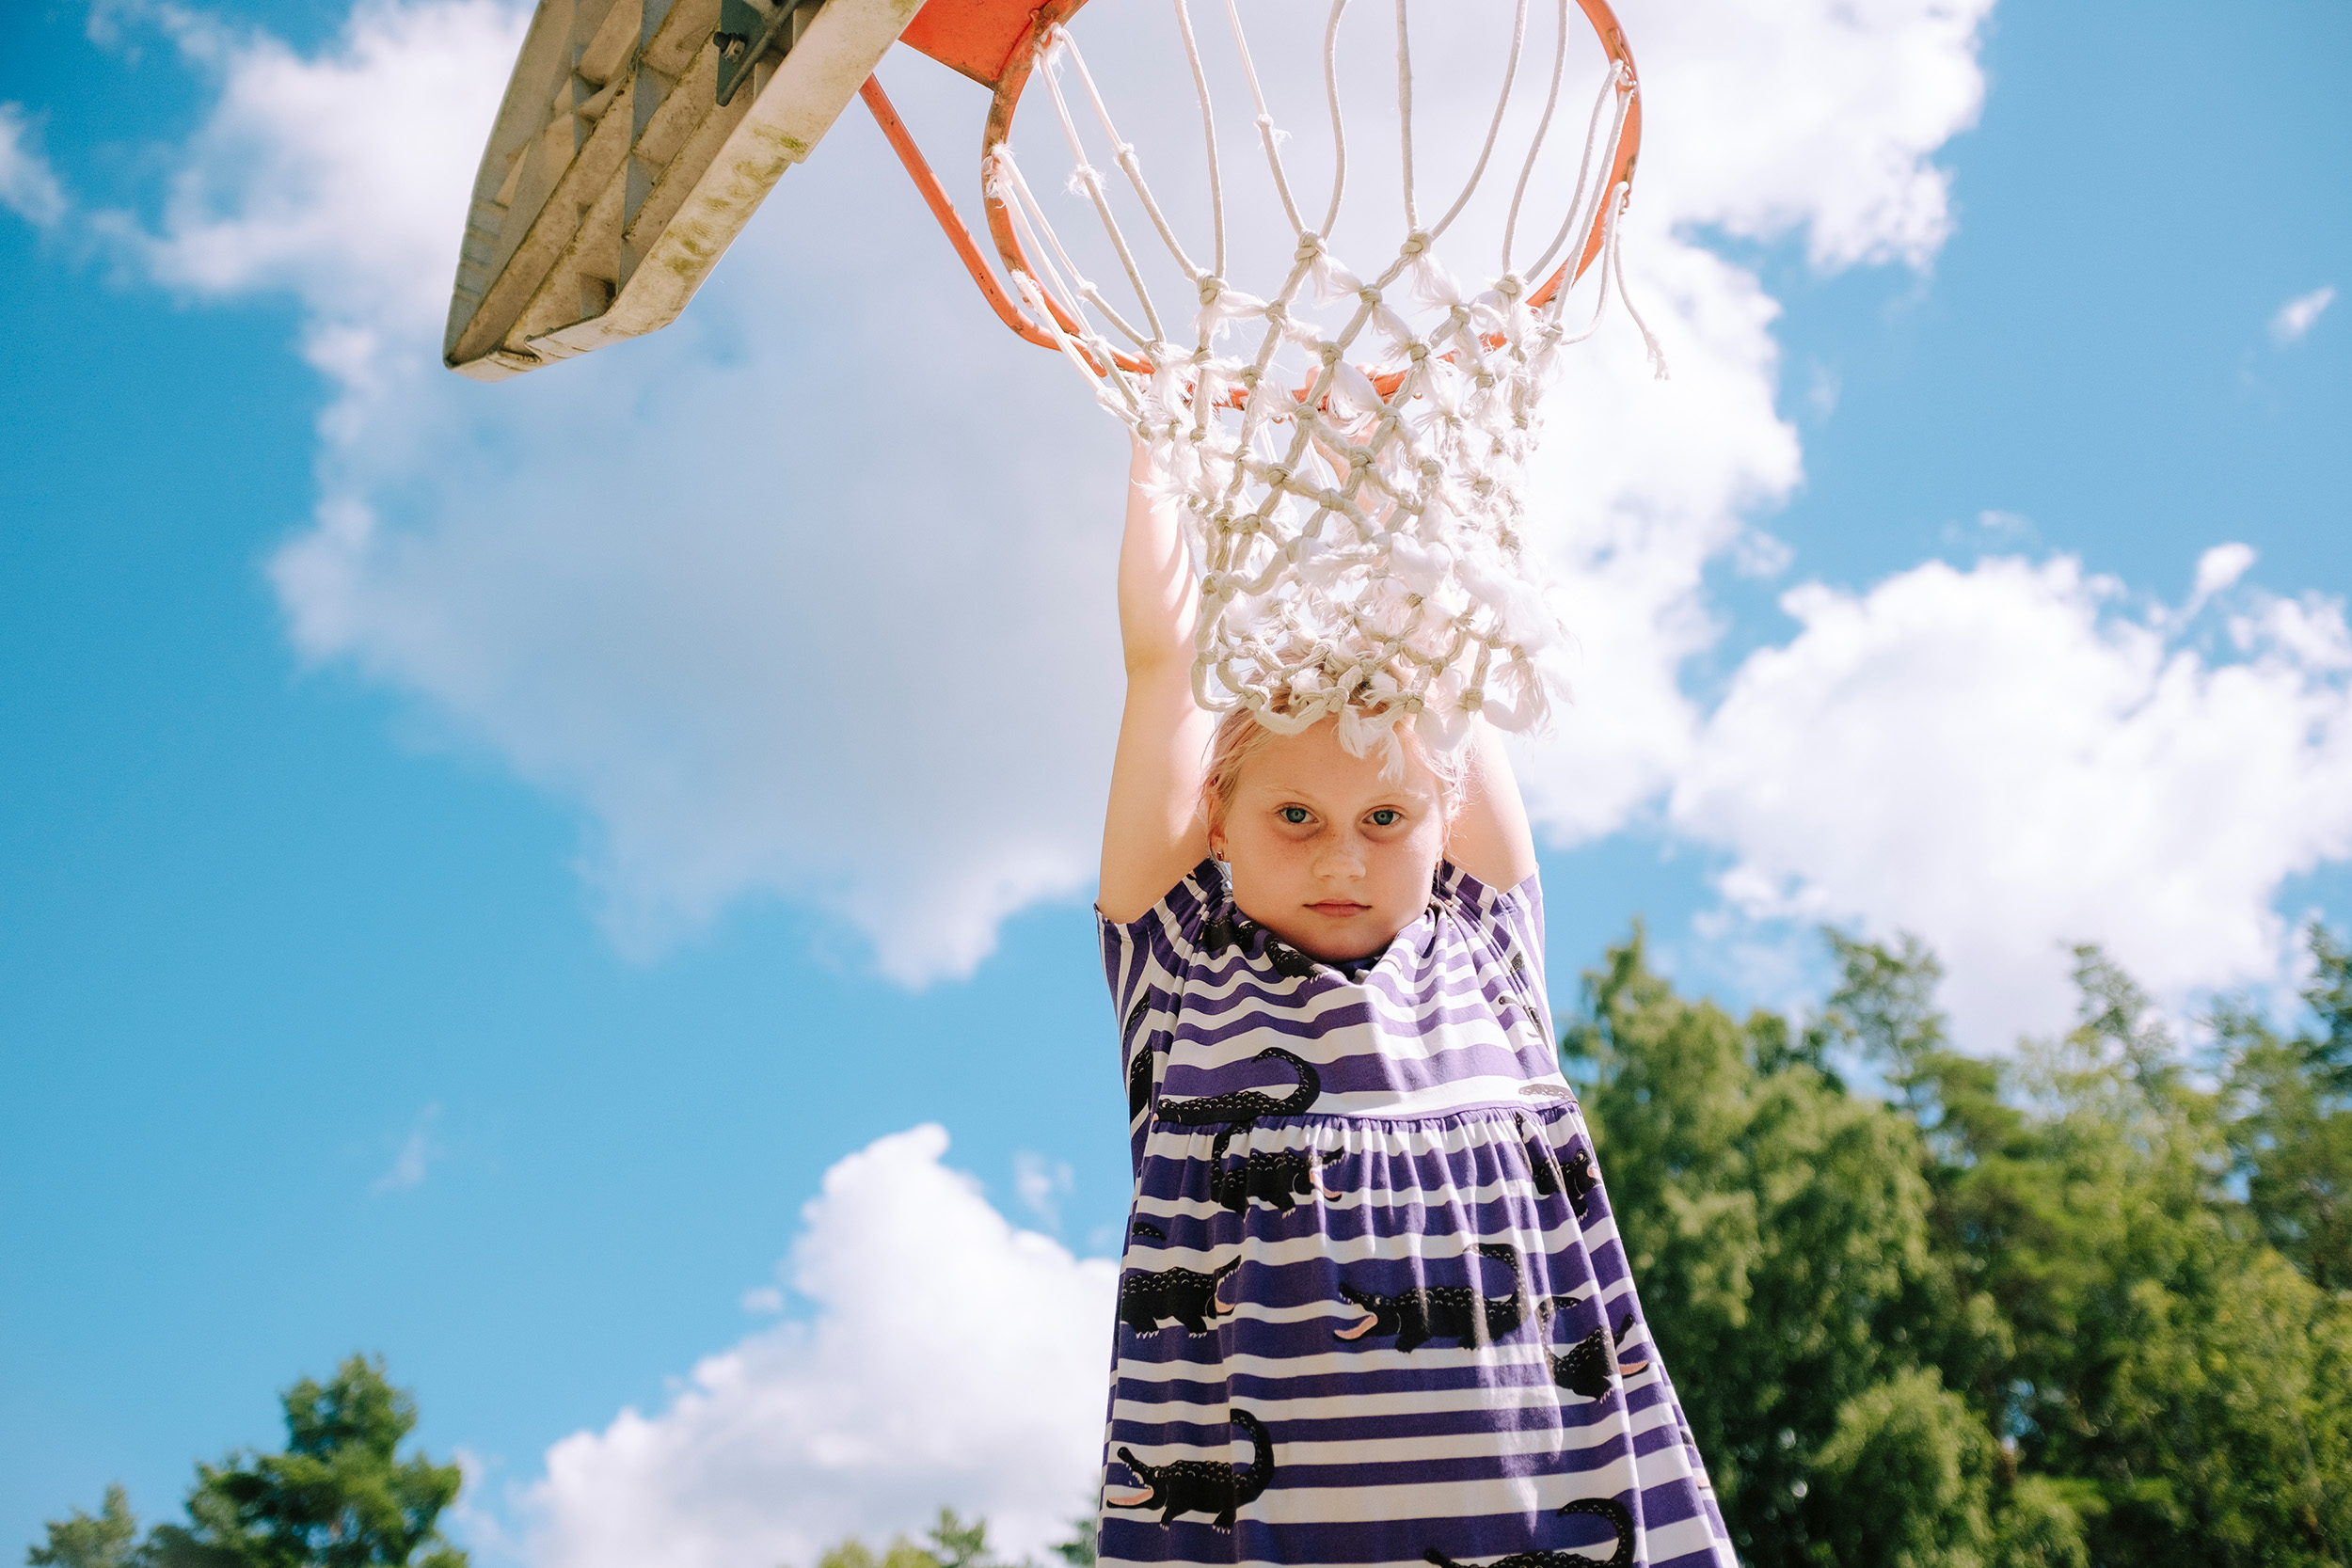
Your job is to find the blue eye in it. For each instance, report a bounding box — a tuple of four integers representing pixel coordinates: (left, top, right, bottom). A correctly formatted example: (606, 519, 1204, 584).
(1280, 806, 1311, 825)
(1370, 809, 1400, 827)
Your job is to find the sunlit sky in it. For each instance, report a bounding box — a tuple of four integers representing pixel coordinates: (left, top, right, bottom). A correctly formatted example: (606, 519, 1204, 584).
(2, 0, 2346, 1560)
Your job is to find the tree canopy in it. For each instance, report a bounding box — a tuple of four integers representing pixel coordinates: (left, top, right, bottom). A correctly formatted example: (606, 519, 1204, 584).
(28, 1358, 467, 1568)
(1566, 922, 2352, 1568)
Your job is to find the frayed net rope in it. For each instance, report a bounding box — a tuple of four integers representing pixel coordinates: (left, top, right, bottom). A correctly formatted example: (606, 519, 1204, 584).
(991, 0, 1664, 759)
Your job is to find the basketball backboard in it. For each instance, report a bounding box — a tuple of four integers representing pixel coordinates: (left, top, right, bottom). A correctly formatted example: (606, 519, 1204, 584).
(444, 0, 1053, 379)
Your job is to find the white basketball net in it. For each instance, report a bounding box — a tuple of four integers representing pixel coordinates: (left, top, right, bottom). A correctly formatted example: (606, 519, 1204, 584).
(986, 0, 1663, 753)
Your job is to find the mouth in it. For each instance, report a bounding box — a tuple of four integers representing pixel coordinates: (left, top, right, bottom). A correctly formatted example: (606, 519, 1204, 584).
(1333, 1311, 1380, 1340)
(1306, 901, 1372, 919)
(1104, 1490, 1155, 1508)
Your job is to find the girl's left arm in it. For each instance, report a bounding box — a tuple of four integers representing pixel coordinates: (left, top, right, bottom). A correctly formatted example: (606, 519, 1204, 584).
(1444, 721, 1540, 891)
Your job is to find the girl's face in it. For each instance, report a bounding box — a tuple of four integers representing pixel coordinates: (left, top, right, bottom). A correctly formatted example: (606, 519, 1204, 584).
(1209, 718, 1449, 963)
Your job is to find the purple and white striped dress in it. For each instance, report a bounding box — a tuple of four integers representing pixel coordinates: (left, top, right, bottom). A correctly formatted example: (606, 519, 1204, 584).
(1095, 859, 1737, 1568)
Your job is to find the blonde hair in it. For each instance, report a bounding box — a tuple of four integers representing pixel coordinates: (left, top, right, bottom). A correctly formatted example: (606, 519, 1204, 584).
(1200, 702, 1469, 834)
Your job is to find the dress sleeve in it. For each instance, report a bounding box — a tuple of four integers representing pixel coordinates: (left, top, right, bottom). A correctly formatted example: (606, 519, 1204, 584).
(1436, 861, 1551, 1034)
(1097, 860, 1220, 1168)
(1096, 859, 1216, 1020)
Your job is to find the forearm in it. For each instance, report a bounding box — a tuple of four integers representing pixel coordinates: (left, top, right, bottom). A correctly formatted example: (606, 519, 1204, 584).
(1118, 440, 1197, 675)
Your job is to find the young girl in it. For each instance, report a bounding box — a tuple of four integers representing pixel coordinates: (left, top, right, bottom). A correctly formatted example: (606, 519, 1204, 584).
(1094, 445, 1738, 1568)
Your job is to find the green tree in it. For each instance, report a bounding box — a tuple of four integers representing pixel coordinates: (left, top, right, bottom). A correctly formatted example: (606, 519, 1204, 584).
(2223, 923, 2352, 1291)
(1565, 927, 1985, 1562)
(27, 1487, 141, 1568)
(1043, 1515, 1096, 1568)
(812, 1537, 939, 1568)
(1809, 1369, 1994, 1568)
(1565, 922, 2352, 1568)
(27, 1358, 467, 1568)
(806, 1509, 1023, 1568)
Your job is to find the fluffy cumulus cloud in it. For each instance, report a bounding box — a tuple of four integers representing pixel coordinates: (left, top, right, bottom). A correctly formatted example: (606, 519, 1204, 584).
(105, 0, 1991, 980)
(518, 1126, 1117, 1568)
(0, 102, 70, 227)
(1671, 549, 2352, 1044)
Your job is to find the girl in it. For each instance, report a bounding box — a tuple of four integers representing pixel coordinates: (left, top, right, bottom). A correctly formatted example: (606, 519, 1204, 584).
(1094, 444, 1738, 1568)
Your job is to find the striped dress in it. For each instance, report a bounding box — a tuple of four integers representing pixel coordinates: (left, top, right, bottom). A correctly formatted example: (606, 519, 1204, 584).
(1096, 859, 1737, 1568)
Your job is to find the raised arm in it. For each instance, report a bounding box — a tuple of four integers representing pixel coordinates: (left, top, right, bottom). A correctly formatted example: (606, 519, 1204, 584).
(1443, 719, 1540, 892)
(1098, 441, 1216, 921)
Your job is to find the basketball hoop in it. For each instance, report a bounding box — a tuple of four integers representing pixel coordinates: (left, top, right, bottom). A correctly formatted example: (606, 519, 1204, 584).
(868, 0, 1661, 746)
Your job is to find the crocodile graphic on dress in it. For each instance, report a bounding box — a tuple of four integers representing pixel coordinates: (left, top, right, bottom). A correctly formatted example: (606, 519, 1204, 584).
(1207, 1125, 1343, 1213)
(1106, 1408, 1276, 1530)
(1423, 1497, 1632, 1568)
(1539, 1298, 1649, 1400)
(1333, 1243, 1535, 1352)
(1156, 1047, 1322, 1127)
(1119, 1259, 1241, 1336)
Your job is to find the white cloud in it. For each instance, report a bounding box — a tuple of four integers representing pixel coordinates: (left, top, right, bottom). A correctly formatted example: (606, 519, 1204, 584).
(1011, 1151, 1074, 1232)
(2269, 284, 2334, 345)
(1630, 0, 1990, 269)
(1669, 553, 2352, 1047)
(371, 1101, 444, 1193)
(518, 1125, 1117, 1568)
(107, 0, 1995, 981)
(2184, 541, 2256, 619)
(119, 0, 521, 343)
(0, 102, 69, 227)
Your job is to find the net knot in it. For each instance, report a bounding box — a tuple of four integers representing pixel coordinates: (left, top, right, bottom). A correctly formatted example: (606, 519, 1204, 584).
(1318, 341, 1343, 365)
(1358, 285, 1383, 307)
(1294, 233, 1326, 262)
(1197, 276, 1224, 306)
(1400, 231, 1431, 257)
(1496, 273, 1525, 301)
(1406, 340, 1430, 363)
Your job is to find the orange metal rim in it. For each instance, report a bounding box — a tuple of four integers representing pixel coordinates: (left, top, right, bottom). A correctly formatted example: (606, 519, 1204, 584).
(868, 0, 1644, 378)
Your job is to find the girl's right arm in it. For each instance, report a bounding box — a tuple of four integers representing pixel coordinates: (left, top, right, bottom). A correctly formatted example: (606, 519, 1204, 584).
(1098, 441, 1216, 922)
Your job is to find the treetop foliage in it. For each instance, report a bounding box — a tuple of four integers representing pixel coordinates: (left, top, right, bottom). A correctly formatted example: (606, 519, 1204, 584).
(28, 1358, 467, 1568)
(803, 1508, 1094, 1568)
(1567, 919, 2352, 1568)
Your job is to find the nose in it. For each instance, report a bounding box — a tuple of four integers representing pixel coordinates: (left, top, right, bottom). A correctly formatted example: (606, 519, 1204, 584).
(1313, 829, 1368, 880)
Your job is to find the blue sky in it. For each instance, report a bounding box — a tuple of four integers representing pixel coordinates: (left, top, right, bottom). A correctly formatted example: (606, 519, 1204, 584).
(2, 0, 2346, 1561)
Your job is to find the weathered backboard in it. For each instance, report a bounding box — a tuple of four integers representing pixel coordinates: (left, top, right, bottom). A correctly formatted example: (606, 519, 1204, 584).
(445, 0, 946, 379)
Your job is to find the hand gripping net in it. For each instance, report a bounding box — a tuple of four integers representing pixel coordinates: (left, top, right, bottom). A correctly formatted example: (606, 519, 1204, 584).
(988, 0, 1662, 754)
